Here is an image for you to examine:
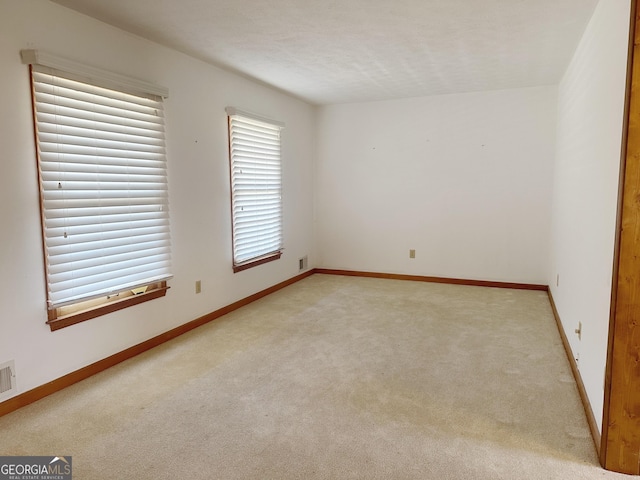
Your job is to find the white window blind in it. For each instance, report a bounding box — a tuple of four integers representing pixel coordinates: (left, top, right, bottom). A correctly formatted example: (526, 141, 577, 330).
(29, 63, 172, 309)
(227, 108, 284, 268)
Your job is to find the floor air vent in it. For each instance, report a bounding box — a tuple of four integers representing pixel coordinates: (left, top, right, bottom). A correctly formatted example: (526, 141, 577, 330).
(0, 360, 16, 401)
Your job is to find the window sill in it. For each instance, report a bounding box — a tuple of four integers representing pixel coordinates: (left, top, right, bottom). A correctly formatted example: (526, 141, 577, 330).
(46, 282, 169, 332)
(233, 252, 282, 273)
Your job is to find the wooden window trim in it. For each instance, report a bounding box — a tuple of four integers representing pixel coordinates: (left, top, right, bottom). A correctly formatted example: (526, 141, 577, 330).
(233, 251, 282, 273)
(46, 282, 169, 332)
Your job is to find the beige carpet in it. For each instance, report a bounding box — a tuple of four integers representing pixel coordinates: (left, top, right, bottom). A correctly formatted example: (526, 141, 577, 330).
(0, 274, 629, 479)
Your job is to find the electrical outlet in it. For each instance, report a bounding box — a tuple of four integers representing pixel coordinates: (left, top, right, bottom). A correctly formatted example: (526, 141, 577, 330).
(556, 274, 559, 287)
(409, 249, 416, 259)
(195, 280, 201, 294)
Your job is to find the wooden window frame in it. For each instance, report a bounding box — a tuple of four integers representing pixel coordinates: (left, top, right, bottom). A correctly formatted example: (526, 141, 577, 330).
(226, 108, 284, 273)
(23, 51, 172, 331)
(232, 252, 282, 273)
(46, 282, 169, 331)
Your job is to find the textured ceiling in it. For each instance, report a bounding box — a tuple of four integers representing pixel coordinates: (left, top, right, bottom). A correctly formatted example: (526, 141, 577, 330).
(51, 0, 599, 105)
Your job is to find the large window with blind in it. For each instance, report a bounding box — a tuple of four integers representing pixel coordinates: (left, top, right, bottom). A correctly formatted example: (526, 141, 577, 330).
(226, 108, 284, 272)
(22, 50, 172, 331)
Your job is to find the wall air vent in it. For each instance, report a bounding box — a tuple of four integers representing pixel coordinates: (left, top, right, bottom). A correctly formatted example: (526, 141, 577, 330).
(0, 360, 16, 401)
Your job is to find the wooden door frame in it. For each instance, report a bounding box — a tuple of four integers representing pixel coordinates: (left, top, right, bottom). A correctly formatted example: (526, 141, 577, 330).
(601, 0, 640, 473)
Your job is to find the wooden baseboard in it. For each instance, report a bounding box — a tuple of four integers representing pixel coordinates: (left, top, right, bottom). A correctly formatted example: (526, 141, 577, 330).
(0, 269, 314, 418)
(315, 268, 548, 291)
(547, 290, 602, 454)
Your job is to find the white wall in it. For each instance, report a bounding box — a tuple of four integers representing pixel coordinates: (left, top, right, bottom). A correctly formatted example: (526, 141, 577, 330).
(549, 0, 630, 431)
(0, 0, 315, 395)
(316, 87, 557, 284)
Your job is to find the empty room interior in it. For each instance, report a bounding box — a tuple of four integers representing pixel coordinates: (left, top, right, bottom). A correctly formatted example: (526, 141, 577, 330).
(1, 0, 640, 478)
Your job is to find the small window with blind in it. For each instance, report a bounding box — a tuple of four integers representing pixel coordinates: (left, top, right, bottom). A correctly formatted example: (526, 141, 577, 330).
(22, 50, 172, 331)
(226, 108, 284, 272)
